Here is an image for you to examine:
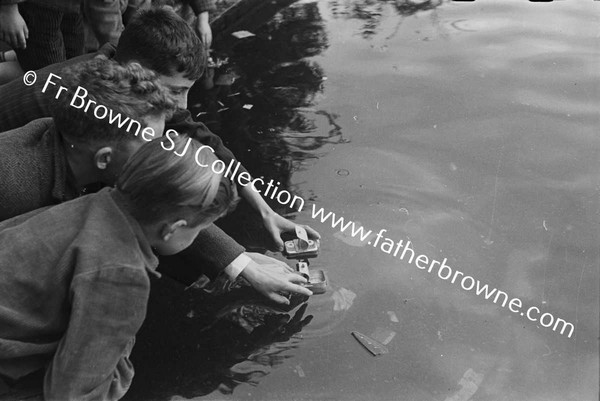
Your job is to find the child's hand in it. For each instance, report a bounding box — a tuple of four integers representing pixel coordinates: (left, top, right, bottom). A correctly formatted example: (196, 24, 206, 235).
(241, 252, 312, 304)
(262, 211, 320, 251)
(0, 5, 28, 49)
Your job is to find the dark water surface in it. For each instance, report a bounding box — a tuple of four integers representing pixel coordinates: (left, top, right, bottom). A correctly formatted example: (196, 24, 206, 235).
(126, 1, 599, 400)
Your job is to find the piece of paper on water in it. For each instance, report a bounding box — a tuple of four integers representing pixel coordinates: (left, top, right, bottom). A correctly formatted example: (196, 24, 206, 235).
(332, 287, 357, 311)
(243, 104, 253, 110)
(444, 368, 484, 401)
(232, 30, 255, 39)
(387, 311, 399, 323)
(370, 327, 396, 345)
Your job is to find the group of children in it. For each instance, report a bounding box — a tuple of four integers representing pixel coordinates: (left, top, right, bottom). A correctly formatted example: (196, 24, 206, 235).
(0, 5, 319, 400)
(0, 0, 214, 84)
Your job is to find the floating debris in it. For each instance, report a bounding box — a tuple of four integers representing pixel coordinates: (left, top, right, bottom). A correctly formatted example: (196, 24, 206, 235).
(331, 288, 356, 311)
(295, 365, 306, 378)
(387, 311, 399, 323)
(217, 100, 225, 107)
(186, 310, 195, 318)
(444, 368, 484, 401)
(336, 169, 350, 176)
(217, 107, 230, 112)
(370, 327, 396, 345)
(232, 30, 255, 39)
(195, 111, 208, 117)
(243, 104, 254, 110)
(352, 331, 388, 356)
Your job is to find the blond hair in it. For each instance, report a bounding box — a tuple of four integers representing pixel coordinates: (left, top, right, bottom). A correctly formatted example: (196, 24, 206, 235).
(116, 135, 238, 225)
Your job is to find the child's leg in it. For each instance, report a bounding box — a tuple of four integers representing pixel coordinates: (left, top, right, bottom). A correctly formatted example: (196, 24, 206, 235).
(13, 3, 65, 71)
(61, 11, 85, 60)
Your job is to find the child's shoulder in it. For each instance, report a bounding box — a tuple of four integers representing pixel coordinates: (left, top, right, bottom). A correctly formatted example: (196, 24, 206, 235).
(68, 189, 157, 276)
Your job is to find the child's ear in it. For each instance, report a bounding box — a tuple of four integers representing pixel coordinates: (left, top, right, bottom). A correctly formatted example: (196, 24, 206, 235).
(94, 147, 113, 170)
(160, 219, 188, 241)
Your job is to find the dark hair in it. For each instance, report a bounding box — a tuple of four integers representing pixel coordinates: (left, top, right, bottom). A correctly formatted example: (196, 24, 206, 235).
(51, 56, 176, 144)
(115, 7, 205, 80)
(117, 135, 239, 225)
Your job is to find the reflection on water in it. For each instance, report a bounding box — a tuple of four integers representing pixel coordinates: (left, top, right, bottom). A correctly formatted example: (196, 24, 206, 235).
(329, 0, 444, 39)
(127, 0, 599, 400)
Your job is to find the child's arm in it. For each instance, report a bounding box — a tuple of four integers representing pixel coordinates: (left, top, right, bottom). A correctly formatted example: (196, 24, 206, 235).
(186, 0, 214, 47)
(44, 266, 149, 401)
(168, 113, 320, 250)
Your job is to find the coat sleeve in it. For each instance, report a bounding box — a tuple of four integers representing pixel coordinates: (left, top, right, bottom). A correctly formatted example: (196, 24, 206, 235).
(43, 266, 149, 401)
(160, 223, 245, 282)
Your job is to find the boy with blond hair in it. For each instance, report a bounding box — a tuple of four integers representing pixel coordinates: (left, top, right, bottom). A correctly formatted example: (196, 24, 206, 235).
(0, 136, 239, 400)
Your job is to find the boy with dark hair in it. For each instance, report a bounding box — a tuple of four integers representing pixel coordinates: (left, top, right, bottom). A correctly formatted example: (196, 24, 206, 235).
(0, 6, 204, 129)
(0, 136, 241, 400)
(114, 3, 206, 82)
(0, 6, 320, 303)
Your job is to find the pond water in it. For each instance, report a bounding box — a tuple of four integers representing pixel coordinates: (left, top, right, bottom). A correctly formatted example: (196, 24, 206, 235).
(125, 1, 599, 400)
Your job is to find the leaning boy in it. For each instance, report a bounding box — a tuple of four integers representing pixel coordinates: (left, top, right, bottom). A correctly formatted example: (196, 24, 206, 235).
(0, 136, 237, 400)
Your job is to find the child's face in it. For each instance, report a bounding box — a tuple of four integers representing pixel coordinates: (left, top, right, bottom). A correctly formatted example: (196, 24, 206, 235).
(158, 72, 195, 110)
(152, 218, 213, 256)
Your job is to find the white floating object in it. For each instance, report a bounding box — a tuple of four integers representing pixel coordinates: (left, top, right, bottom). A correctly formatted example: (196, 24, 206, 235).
(371, 327, 396, 345)
(387, 311, 399, 323)
(243, 104, 253, 110)
(444, 368, 484, 401)
(232, 30, 255, 39)
(331, 287, 357, 311)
